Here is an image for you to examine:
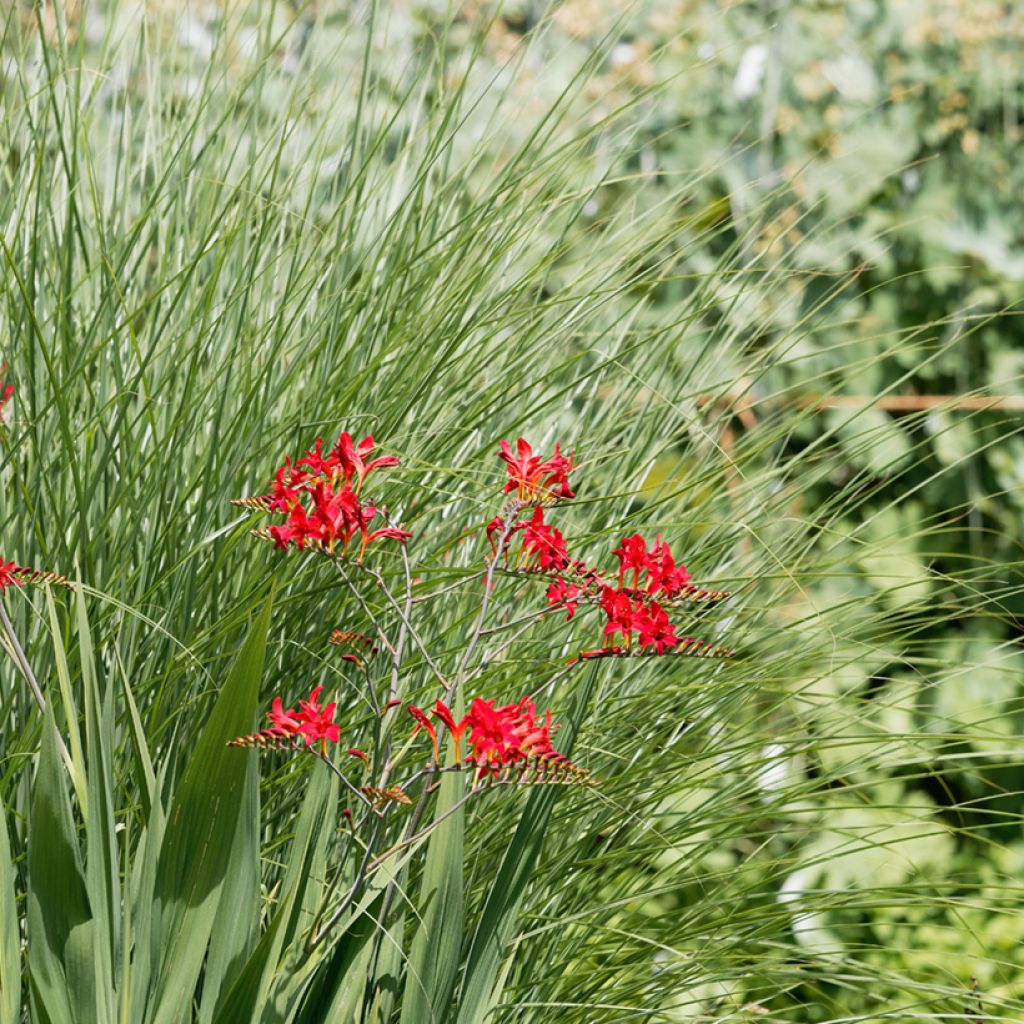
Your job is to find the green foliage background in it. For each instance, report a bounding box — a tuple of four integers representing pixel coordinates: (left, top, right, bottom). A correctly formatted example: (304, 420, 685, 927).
(0, 1, 1022, 1021)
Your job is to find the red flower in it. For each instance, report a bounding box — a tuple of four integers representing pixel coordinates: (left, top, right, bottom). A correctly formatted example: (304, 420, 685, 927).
(486, 516, 506, 556)
(267, 696, 302, 734)
(408, 704, 440, 763)
(0, 559, 24, 595)
(463, 697, 523, 773)
(232, 685, 342, 750)
(432, 699, 470, 758)
(498, 438, 575, 501)
(600, 586, 639, 645)
(244, 431, 409, 557)
(463, 696, 576, 778)
(520, 507, 569, 571)
(409, 695, 587, 781)
(331, 433, 401, 492)
(546, 578, 580, 619)
(361, 525, 413, 557)
(296, 437, 335, 479)
(0, 379, 11, 420)
(645, 536, 692, 596)
(268, 501, 314, 549)
(309, 482, 371, 553)
(611, 533, 656, 589)
(636, 599, 679, 654)
(295, 685, 342, 746)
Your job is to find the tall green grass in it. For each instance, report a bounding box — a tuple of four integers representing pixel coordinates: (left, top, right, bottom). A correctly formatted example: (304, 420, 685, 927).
(1, 1, 1022, 1021)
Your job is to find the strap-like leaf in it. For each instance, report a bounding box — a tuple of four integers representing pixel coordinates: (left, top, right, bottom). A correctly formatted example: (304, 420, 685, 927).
(0, 807, 20, 1024)
(26, 707, 92, 1023)
(399, 751, 465, 1024)
(143, 596, 272, 1024)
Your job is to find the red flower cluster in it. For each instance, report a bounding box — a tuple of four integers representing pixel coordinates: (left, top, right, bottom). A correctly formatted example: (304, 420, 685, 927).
(408, 696, 587, 781)
(244, 431, 411, 557)
(545, 577, 581, 619)
(488, 506, 583, 574)
(0, 559, 24, 595)
(600, 587, 678, 653)
(270, 685, 342, 745)
(228, 685, 367, 764)
(612, 533, 692, 595)
(487, 443, 711, 658)
(498, 437, 574, 501)
(0, 375, 11, 420)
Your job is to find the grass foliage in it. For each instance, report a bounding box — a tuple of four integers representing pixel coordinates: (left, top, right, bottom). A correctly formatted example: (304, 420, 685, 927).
(0, 2, 1022, 1021)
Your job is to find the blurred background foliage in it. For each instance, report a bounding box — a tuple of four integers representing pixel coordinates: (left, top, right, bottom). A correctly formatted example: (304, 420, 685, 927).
(2, 0, 1023, 1020)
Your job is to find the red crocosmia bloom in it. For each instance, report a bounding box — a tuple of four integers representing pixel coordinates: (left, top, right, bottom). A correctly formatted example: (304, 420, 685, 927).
(331, 433, 401, 492)
(360, 525, 413, 558)
(600, 586, 638, 645)
(520, 507, 569, 571)
(0, 559, 25, 594)
(612, 533, 656, 589)
(432, 699, 470, 758)
(636, 600, 679, 654)
(296, 437, 336, 478)
(268, 501, 313, 549)
(267, 696, 302, 735)
(347, 748, 370, 768)
(546, 578, 580, 620)
(646, 536, 692, 596)
(463, 696, 577, 779)
(308, 482, 368, 552)
(295, 686, 342, 746)
(486, 516, 506, 556)
(0, 378, 12, 420)
(408, 704, 440, 763)
(250, 431, 409, 557)
(498, 438, 575, 501)
(463, 697, 521, 774)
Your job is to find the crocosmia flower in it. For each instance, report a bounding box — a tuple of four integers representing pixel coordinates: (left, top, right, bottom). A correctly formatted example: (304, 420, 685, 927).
(636, 599, 679, 654)
(612, 533, 655, 589)
(520, 507, 569, 571)
(408, 704, 440, 763)
(0, 559, 24, 594)
(407, 694, 589, 783)
(332, 432, 401, 493)
(267, 696, 301, 734)
(546, 578, 580, 619)
(432, 699, 470, 756)
(498, 438, 575, 501)
(296, 685, 342, 745)
(645, 536, 692, 596)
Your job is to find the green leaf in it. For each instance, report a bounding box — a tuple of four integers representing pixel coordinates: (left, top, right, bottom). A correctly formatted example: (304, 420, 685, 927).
(26, 708, 92, 1024)
(77, 590, 118, 1024)
(399, 763, 464, 1024)
(143, 596, 272, 1024)
(0, 807, 20, 1024)
(198, 746, 260, 1023)
(293, 891, 387, 1024)
(210, 765, 338, 1024)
